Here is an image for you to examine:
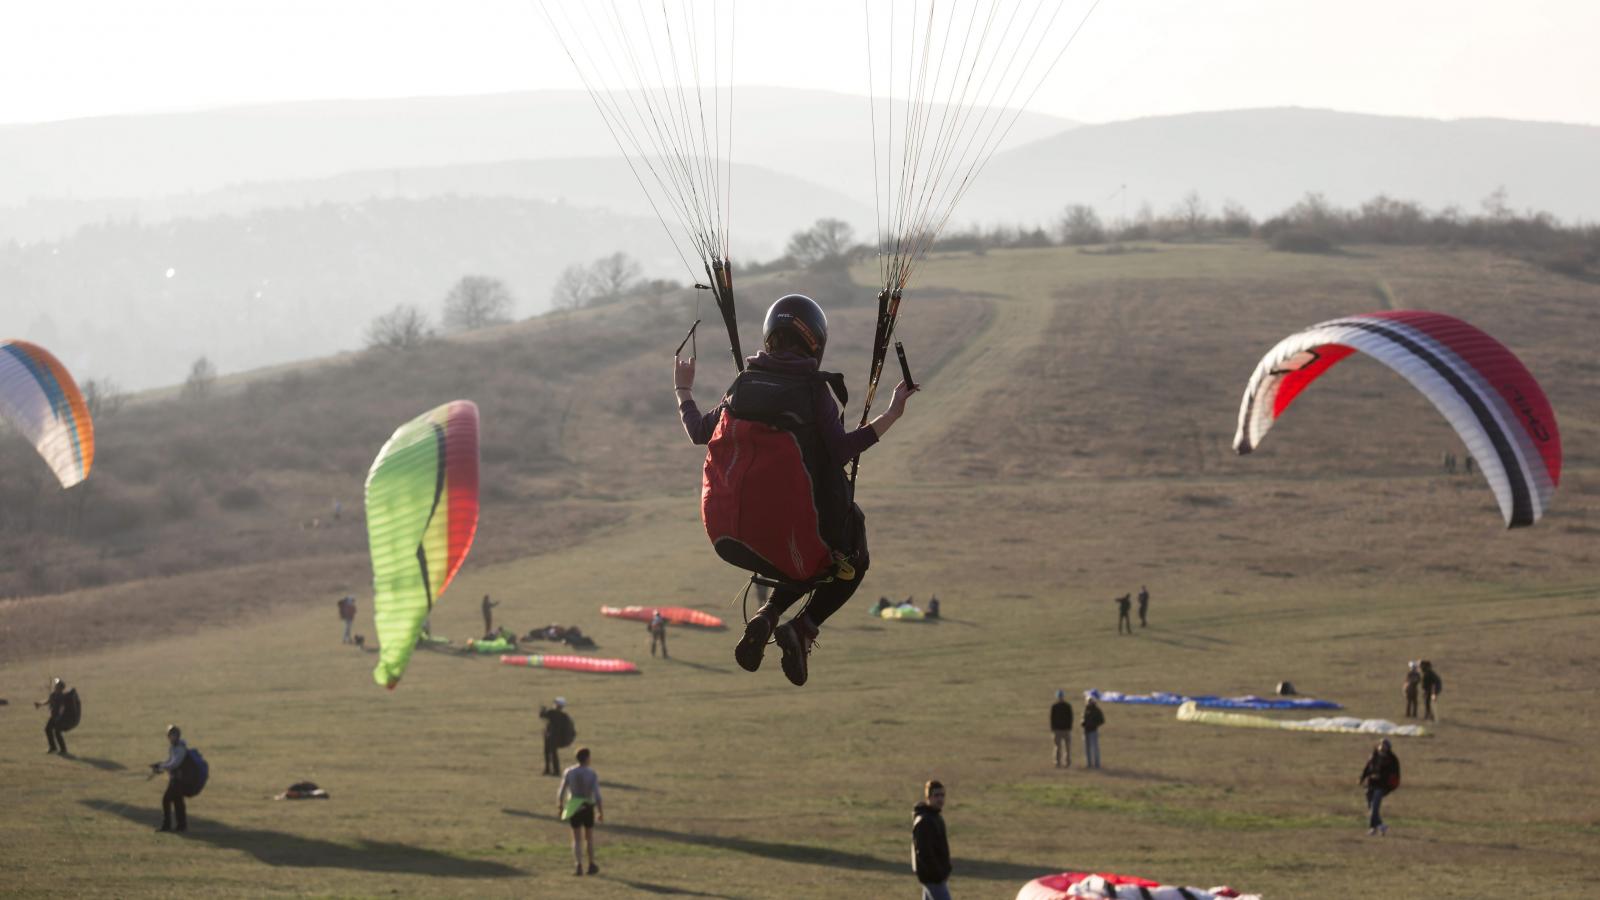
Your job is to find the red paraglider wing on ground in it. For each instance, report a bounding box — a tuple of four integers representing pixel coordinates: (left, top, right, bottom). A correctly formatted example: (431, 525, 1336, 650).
(600, 605, 725, 628)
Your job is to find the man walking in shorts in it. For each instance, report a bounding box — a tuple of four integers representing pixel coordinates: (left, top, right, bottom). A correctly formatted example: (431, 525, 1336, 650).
(558, 747, 604, 876)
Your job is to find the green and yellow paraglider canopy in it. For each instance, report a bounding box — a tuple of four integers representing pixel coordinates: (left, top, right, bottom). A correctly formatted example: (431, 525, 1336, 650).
(365, 400, 480, 689)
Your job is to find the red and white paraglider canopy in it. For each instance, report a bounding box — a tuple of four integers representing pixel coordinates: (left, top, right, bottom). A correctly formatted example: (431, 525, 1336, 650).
(1235, 310, 1560, 528)
(1018, 871, 1260, 900)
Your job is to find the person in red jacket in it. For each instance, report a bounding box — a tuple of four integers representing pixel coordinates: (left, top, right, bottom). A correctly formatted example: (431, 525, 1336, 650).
(1358, 738, 1401, 836)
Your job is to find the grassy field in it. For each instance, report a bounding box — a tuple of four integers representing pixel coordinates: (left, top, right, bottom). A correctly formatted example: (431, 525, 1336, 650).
(2, 242, 1598, 898)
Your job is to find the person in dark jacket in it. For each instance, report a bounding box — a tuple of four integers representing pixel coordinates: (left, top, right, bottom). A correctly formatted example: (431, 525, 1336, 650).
(1358, 738, 1401, 835)
(1114, 594, 1132, 635)
(539, 698, 573, 776)
(1082, 697, 1105, 768)
(1049, 690, 1073, 768)
(337, 595, 357, 643)
(1419, 660, 1442, 721)
(149, 725, 191, 833)
(1136, 586, 1149, 627)
(648, 609, 669, 659)
(676, 294, 916, 687)
(911, 780, 952, 899)
(481, 594, 498, 639)
(35, 678, 72, 755)
(1402, 661, 1421, 718)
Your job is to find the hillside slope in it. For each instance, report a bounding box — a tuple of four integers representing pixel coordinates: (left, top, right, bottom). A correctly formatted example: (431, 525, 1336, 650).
(1, 242, 1596, 899)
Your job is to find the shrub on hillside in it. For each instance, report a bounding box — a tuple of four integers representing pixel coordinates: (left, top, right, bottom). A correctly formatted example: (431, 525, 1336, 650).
(1271, 230, 1337, 254)
(218, 485, 265, 511)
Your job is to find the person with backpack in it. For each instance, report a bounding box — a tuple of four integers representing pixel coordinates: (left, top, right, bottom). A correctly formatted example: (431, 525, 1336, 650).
(1049, 690, 1073, 768)
(1358, 738, 1401, 836)
(1420, 660, 1443, 721)
(337, 595, 356, 644)
(675, 294, 917, 686)
(1114, 594, 1133, 635)
(149, 725, 196, 833)
(911, 780, 953, 899)
(1081, 697, 1106, 769)
(557, 747, 605, 876)
(540, 698, 575, 776)
(648, 610, 669, 659)
(35, 678, 77, 756)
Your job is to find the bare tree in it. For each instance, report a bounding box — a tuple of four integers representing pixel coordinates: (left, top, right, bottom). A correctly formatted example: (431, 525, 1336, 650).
(1176, 190, 1208, 236)
(441, 275, 515, 332)
(589, 252, 643, 305)
(365, 304, 434, 350)
(1058, 204, 1105, 245)
(1219, 200, 1255, 237)
(550, 264, 596, 312)
(81, 377, 126, 420)
(786, 218, 856, 267)
(182, 357, 217, 401)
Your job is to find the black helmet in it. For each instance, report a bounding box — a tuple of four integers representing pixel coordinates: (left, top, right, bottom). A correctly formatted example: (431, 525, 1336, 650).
(762, 294, 828, 360)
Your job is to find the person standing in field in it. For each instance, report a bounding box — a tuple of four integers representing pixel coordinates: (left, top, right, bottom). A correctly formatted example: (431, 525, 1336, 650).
(558, 747, 604, 876)
(1137, 586, 1149, 627)
(1050, 690, 1073, 768)
(35, 678, 73, 755)
(481, 594, 498, 639)
(540, 698, 575, 776)
(1114, 594, 1132, 635)
(1402, 661, 1421, 719)
(1358, 738, 1401, 836)
(149, 725, 191, 833)
(1420, 660, 1442, 721)
(911, 780, 953, 899)
(648, 609, 669, 659)
(337, 595, 356, 644)
(1082, 697, 1105, 769)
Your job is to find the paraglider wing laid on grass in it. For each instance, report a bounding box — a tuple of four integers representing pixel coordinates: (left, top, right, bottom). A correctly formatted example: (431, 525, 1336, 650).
(365, 400, 480, 689)
(1018, 871, 1261, 900)
(500, 655, 639, 675)
(600, 605, 725, 629)
(1176, 701, 1430, 737)
(1235, 310, 1561, 527)
(1087, 689, 1342, 711)
(0, 339, 94, 488)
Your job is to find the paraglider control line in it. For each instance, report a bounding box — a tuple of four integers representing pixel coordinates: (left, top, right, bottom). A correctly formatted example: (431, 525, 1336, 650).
(675, 319, 702, 358)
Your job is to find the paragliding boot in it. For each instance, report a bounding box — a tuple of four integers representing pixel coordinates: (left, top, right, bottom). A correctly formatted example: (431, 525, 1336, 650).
(735, 607, 776, 673)
(774, 615, 818, 687)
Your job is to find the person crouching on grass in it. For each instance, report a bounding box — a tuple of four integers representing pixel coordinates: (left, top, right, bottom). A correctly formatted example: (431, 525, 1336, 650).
(558, 747, 604, 876)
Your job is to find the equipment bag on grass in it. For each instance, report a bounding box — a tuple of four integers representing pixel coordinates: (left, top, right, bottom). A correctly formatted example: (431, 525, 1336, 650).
(701, 367, 850, 584)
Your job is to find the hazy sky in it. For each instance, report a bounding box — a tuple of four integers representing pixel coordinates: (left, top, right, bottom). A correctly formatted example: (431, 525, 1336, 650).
(2, 0, 1596, 126)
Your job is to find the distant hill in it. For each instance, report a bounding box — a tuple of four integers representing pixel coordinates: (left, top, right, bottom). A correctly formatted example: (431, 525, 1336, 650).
(959, 108, 1600, 229)
(1, 196, 674, 389)
(0, 87, 1072, 243)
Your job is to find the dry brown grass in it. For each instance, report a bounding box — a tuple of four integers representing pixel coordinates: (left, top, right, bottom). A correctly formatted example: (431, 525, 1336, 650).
(1, 242, 1597, 898)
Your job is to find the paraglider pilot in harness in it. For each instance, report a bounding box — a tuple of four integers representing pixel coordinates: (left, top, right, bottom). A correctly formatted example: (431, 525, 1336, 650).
(677, 294, 917, 686)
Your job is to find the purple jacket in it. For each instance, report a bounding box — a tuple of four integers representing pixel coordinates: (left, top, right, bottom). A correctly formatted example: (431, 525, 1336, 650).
(679, 351, 879, 465)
